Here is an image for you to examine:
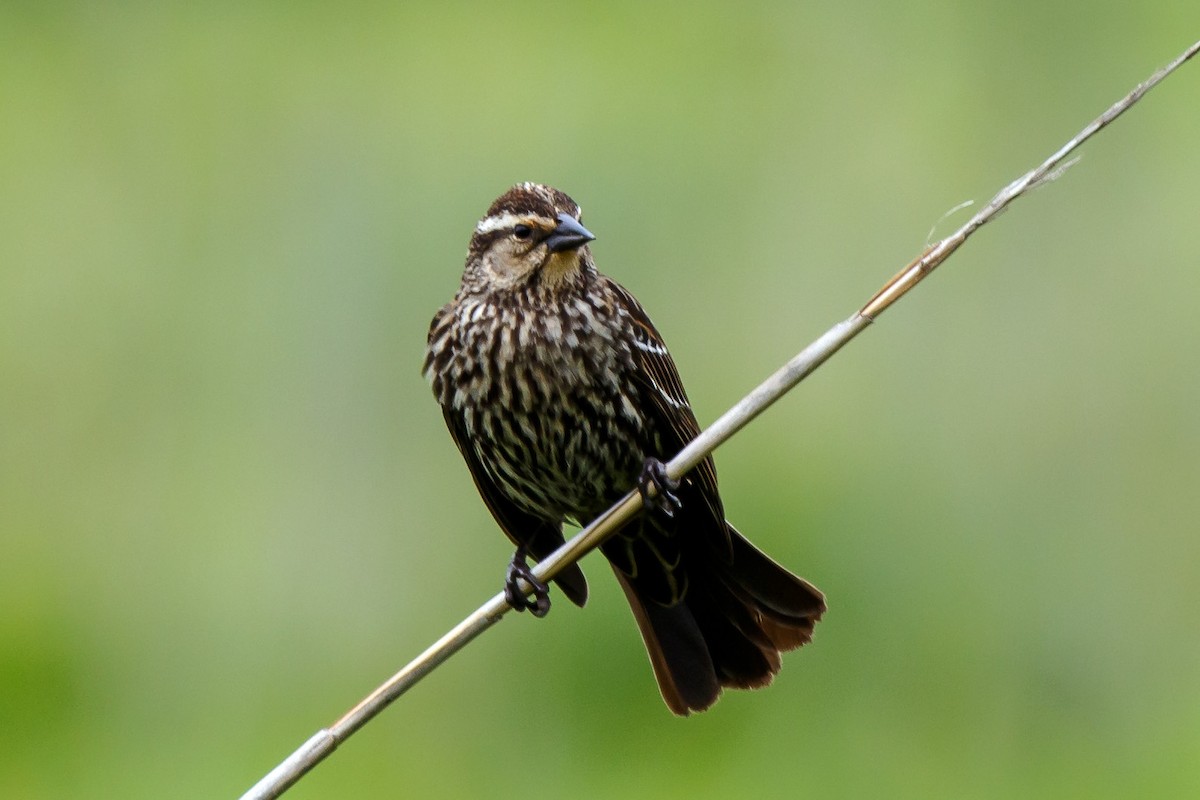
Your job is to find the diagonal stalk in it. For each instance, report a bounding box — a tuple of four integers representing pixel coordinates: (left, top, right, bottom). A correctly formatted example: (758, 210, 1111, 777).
(240, 37, 1200, 800)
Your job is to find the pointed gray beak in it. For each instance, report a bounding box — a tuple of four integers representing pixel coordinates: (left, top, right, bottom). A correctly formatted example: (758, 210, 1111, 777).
(544, 213, 595, 253)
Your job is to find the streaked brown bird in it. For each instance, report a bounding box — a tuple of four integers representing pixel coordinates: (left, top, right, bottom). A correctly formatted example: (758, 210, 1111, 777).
(423, 183, 825, 714)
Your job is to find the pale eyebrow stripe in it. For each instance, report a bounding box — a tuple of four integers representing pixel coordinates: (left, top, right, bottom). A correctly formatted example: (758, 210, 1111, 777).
(475, 211, 534, 235)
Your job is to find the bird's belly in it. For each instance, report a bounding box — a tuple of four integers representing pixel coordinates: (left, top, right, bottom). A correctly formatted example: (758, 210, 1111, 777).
(463, 375, 645, 524)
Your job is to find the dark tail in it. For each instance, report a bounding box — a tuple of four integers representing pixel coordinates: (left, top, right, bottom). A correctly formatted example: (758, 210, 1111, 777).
(614, 524, 825, 715)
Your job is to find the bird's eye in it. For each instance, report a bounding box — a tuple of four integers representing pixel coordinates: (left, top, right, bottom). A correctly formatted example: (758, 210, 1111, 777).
(512, 224, 532, 240)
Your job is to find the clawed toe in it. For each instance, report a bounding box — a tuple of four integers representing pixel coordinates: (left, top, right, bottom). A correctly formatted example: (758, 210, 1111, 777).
(504, 548, 551, 617)
(638, 457, 682, 518)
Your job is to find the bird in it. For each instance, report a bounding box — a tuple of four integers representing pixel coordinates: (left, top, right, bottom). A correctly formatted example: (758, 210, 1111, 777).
(423, 182, 825, 714)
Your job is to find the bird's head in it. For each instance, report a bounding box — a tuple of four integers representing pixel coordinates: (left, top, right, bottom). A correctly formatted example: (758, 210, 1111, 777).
(461, 183, 596, 294)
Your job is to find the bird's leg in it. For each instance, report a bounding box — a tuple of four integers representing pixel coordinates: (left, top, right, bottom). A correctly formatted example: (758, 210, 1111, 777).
(504, 546, 551, 618)
(638, 457, 682, 519)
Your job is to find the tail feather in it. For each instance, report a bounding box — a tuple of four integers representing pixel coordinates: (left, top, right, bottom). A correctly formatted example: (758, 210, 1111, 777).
(616, 523, 825, 715)
(722, 524, 826, 621)
(689, 581, 782, 690)
(613, 567, 718, 715)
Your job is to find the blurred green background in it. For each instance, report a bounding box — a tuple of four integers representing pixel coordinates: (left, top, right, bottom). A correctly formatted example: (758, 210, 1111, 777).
(3, 3, 1198, 798)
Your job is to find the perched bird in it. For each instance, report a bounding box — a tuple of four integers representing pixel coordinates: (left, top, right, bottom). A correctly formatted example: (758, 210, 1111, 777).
(423, 183, 825, 714)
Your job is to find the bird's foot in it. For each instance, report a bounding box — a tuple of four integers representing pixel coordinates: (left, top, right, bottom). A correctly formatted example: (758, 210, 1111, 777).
(504, 547, 551, 618)
(638, 457, 682, 519)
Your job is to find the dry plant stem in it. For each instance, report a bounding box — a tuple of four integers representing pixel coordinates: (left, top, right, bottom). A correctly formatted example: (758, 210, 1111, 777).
(240, 37, 1200, 800)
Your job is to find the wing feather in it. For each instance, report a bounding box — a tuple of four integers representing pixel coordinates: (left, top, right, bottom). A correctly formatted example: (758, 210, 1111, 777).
(601, 277, 730, 556)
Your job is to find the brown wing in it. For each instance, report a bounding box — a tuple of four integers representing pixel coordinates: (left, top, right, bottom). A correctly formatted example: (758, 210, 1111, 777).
(601, 277, 731, 557)
(441, 406, 589, 606)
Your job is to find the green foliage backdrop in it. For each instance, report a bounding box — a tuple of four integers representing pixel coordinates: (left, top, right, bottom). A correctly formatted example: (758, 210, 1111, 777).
(2, 4, 1198, 798)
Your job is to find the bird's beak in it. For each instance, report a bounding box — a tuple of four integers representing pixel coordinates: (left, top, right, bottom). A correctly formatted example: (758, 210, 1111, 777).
(544, 213, 595, 253)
